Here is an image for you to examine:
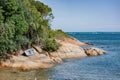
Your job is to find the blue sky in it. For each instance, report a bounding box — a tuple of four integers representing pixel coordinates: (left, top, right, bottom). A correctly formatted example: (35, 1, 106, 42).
(40, 0, 120, 32)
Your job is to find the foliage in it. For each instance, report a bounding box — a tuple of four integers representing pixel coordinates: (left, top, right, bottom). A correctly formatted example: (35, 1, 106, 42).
(43, 39, 59, 52)
(54, 29, 71, 40)
(0, 0, 59, 56)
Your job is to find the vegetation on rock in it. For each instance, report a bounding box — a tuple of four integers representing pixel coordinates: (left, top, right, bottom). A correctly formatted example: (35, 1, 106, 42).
(54, 29, 71, 40)
(0, 0, 59, 57)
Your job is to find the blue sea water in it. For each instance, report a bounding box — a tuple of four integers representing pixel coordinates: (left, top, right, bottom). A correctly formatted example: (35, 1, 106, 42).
(50, 32, 120, 80)
(0, 32, 120, 80)
(60, 32, 120, 80)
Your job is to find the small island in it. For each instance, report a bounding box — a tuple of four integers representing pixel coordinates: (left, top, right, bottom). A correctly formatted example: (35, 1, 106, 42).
(0, 0, 106, 69)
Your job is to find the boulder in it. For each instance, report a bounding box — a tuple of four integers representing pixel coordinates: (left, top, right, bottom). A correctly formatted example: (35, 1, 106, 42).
(85, 47, 106, 56)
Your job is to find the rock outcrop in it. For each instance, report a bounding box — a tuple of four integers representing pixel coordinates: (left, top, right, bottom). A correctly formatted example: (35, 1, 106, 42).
(50, 38, 106, 58)
(84, 47, 107, 56)
(0, 52, 55, 69)
(0, 38, 107, 69)
(50, 38, 88, 59)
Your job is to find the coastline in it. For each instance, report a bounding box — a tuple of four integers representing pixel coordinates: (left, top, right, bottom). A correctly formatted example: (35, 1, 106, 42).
(0, 38, 106, 70)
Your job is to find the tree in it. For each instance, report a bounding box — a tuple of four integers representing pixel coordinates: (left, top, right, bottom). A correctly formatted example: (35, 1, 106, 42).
(0, 0, 59, 57)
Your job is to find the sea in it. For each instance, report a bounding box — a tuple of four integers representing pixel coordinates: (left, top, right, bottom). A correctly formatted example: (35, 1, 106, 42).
(0, 32, 120, 80)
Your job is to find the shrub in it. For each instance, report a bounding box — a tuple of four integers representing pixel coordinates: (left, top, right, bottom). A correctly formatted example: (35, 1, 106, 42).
(43, 39, 59, 52)
(54, 29, 71, 40)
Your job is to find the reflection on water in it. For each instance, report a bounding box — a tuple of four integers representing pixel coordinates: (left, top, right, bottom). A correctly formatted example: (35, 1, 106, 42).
(0, 68, 53, 80)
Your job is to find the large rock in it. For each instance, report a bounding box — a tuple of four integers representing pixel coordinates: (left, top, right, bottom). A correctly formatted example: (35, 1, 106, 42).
(85, 47, 106, 56)
(50, 39, 87, 59)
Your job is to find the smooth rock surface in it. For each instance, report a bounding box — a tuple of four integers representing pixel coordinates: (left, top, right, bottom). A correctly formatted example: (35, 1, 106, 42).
(85, 47, 106, 56)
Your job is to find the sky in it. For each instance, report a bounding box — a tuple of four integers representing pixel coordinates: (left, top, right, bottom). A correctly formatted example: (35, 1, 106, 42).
(40, 0, 120, 32)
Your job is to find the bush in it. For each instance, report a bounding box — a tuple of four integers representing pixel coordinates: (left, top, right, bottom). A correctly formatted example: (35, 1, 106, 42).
(54, 29, 71, 40)
(0, 0, 59, 57)
(43, 39, 59, 52)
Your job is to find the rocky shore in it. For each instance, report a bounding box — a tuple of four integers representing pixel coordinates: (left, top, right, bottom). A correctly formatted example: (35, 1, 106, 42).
(0, 38, 106, 69)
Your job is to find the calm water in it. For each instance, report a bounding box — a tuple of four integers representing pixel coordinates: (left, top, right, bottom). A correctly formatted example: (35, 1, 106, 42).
(0, 32, 120, 80)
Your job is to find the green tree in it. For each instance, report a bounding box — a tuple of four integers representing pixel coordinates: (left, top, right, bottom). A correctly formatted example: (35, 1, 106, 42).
(0, 0, 59, 57)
